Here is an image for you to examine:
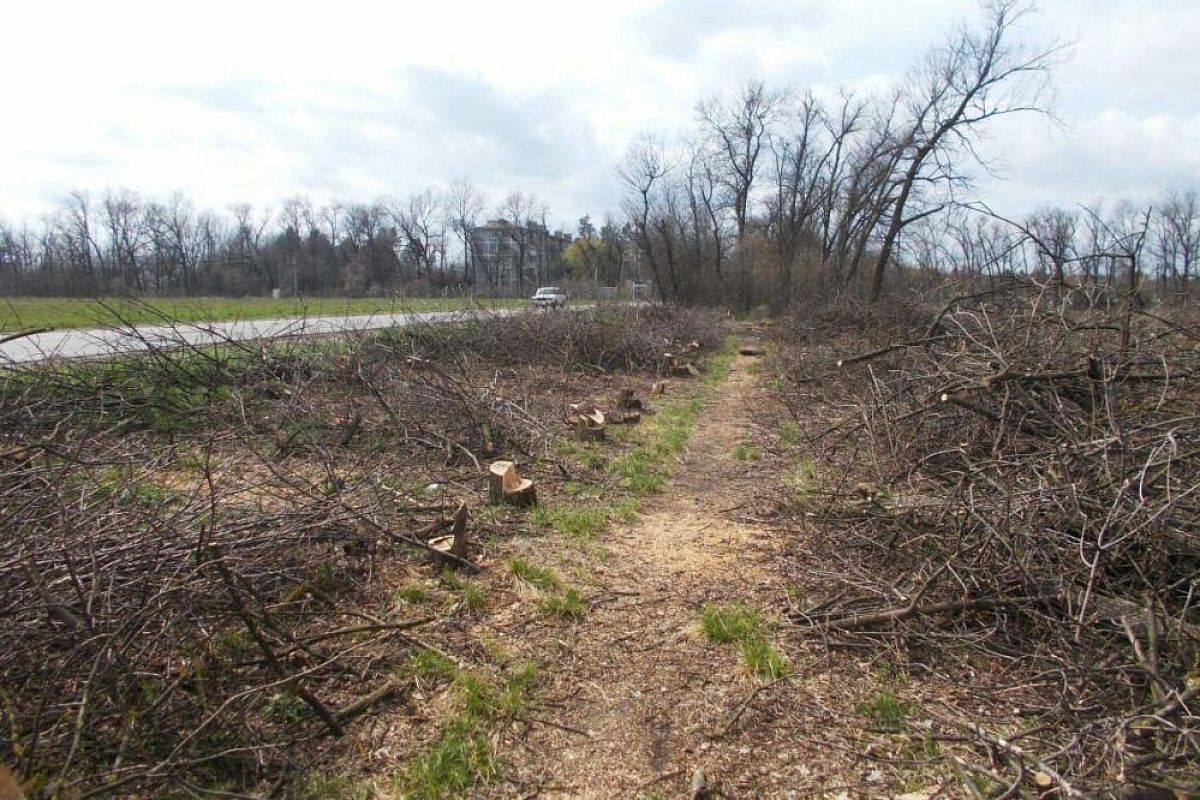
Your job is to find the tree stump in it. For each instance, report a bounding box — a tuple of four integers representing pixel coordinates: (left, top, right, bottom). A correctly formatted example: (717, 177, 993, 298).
(488, 461, 538, 507)
(429, 503, 471, 561)
(566, 404, 606, 442)
(574, 426, 606, 442)
(616, 387, 643, 411)
(663, 352, 700, 378)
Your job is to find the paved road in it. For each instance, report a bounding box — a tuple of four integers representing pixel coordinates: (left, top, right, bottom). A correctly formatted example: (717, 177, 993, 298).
(0, 308, 527, 364)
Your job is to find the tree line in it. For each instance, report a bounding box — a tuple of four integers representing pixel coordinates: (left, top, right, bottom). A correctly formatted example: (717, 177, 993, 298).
(4, 1, 1197, 306)
(620, 0, 1198, 308)
(0, 183, 628, 298)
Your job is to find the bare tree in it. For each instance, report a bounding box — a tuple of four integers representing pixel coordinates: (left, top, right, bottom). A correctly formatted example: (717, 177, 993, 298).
(389, 189, 444, 279)
(101, 189, 147, 290)
(619, 134, 673, 299)
(500, 192, 540, 294)
(868, 0, 1061, 300)
(56, 191, 101, 278)
(446, 179, 487, 288)
(1156, 188, 1199, 301)
(696, 81, 786, 242)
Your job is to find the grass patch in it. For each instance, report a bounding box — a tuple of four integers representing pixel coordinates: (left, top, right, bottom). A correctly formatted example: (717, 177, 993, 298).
(858, 688, 910, 730)
(608, 338, 738, 496)
(509, 558, 561, 592)
(413, 668, 537, 793)
(611, 398, 700, 494)
(541, 588, 588, 621)
(462, 583, 490, 612)
(784, 456, 822, 508)
(400, 663, 538, 799)
(731, 443, 762, 461)
(0, 295, 525, 332)
(700, 603, 790, 681)
(394, 582, 432, 605)
(529, 497, 639, 541)
(403, 717, 496, 800)
(778, 421, 801, 446)
(530, 504, 608, 542)
(403, 650, 458, 683)
(293, 772, 373, 800)
(700, 603, 764, 644)
(740, 637, 791, 680)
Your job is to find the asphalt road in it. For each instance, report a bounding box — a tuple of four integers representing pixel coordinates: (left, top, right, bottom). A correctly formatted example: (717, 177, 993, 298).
(0, 307, 527, 364)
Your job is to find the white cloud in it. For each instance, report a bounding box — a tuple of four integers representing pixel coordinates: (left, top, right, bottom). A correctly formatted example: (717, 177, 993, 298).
(2, 0, 1199, 227)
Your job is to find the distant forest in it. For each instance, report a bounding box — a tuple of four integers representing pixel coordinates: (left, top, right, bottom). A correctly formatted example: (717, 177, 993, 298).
(0, 184, 633, 298)
(2, 1, 1197, 306)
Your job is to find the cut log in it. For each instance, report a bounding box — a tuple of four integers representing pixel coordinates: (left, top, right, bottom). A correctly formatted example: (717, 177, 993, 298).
(487, 460, 538, 507)
(611, 411, 641, 425)
(650, 381, 667, 395)
(684, 363, 701, 378)
(738, 345, 765, 356)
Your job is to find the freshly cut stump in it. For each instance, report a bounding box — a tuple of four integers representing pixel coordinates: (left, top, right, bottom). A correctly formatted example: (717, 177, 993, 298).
(566, 404, 606, 442)
(488, 460, 538, 507)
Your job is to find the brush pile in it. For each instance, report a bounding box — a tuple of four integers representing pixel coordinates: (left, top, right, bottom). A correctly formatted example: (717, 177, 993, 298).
(778, 281, 1200, 796)
(0, 305, 727, 795)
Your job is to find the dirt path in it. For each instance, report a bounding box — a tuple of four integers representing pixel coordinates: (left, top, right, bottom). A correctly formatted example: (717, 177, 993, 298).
(510, 350, 801, 798)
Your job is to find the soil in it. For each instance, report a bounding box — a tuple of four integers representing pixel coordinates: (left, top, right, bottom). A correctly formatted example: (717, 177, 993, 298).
(492, 348, 934, 799)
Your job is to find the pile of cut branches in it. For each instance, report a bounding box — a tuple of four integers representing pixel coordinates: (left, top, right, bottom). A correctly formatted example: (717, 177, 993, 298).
(777, 281, 1200, 796)
(0, 306, 727, 795)
(400, 305, 729, 372)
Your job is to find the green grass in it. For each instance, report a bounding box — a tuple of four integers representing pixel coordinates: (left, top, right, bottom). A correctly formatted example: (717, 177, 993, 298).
(509, 558, 561, 592)
(0, 295, 527, 332)
(394, 582, 432, 605)
(740, 637, 791, 680)
(778, 421, 802, 446)
(402, 650, 458, 682)
(462, 583, 490, 612)
(400, 664, 538, 799)
(530, 504, 609, 542)
(700, 603, 764, 643)
(403, 717, 497, 800)
(261, 691, 308, 723)
(541, 587, 588, 621)
(608, 339, 738, 496)
(700, 603, 791, 681)
(858, 688, 910, 729)
(611, 398, 701, 494)
(784, 456, 823, 508)
(731, 443, 762, 461)
(293, 772, 373, 800)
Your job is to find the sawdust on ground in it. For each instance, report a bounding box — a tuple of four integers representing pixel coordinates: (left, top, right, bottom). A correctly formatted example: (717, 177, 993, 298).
(506, 350, 819, 799)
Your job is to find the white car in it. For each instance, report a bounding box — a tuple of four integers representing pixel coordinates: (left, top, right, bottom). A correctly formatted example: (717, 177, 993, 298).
(530, 286, 568, 309)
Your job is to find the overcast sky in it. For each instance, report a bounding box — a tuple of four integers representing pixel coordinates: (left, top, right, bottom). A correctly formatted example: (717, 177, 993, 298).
(3, 0, 1198, 231)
